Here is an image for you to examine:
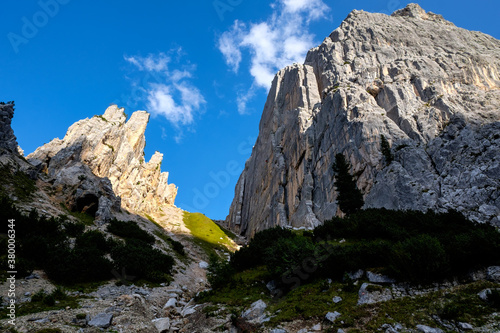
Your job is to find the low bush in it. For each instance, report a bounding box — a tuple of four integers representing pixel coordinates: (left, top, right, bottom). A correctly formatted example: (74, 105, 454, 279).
(0, 196, 175, 285)
(107, 219, 155, 244)
(211, 208, 500, 292)
(111, 239, 174, 282)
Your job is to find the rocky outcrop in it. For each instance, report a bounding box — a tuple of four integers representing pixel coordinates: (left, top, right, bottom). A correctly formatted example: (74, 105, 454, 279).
(227, 4, 500, 236)
(0, 103, 19, 154)
(28, 105, 177, 220)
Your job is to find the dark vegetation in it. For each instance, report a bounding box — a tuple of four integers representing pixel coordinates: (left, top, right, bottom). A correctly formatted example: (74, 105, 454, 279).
(0, 196, 174, 285)
(380, 134, 394, 164)
(332, 153, 364, 215)
(208, 208, 500, 292)
(0, 164, 37, 201)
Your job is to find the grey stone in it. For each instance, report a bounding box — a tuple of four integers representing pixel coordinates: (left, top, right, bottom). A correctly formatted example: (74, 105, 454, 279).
(199, 261, 209, 269)
(366, 271, 396, 284)
(457, 322, 473, 330)
(332, 296, 342, 303)
(478, 288, 492, 301)
(311, 323, 321, 331)
(242, 299, 268, 323)
(270, 329, 287, 333)
(163, 297, 177, 309)
(347, 270, 364, 281)
(416, 325, 444, 333)
(358, 283, 393, 305)
(486, 266, 500, 282)
(226, 3, 500, 236)
(88, 312, 113, 328)
(181, 306, 198, 317)
(152, 318, 170, 332)
(325, 311, 341, 323)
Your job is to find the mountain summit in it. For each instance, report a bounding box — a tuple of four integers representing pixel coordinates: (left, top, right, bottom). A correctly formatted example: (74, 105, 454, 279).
(226, 3, 500, 236)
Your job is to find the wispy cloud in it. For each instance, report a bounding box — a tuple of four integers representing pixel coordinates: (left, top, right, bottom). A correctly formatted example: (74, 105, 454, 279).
(124, 50, 206, 138)
(218, 0, 330, 112)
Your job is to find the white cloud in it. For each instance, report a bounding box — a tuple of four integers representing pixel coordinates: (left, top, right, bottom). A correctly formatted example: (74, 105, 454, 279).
(124, 53, 170, 72)
(282, 0, 329, 21)
(123, 50, 206, 135)
(218, 21, 245, 72)
(218, 0, 330, 91)
(236, 85, 256, 115)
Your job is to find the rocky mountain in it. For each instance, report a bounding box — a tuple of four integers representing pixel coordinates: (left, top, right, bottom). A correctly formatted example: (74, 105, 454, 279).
(0, 103, 19, 154)
(226, 3, 500, 237)
(28, 105, 178, 223)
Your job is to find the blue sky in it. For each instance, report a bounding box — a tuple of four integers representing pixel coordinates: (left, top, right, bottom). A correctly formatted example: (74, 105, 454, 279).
(1, 0, 499, 220)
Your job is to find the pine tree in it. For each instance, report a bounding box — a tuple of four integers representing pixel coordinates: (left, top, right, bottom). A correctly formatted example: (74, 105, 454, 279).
(332, 153, 364, 215)
(380, 135, 393, 165)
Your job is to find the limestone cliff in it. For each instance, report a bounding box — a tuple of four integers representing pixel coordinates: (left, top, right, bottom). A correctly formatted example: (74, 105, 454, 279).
(28, 105, 178, 221)
(0, 103, 19, 154)
(227, 4, 500, 236)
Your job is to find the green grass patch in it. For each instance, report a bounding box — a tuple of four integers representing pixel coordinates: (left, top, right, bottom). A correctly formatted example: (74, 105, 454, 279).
(183, 212, 237, 256)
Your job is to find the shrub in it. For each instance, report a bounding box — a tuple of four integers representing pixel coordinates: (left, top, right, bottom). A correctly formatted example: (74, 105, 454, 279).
(170, 239, 186, 256)
(107, 219, 155, 244)
(207, 254, 234, 289)
(264, 236, 316, 280)
(230, 227, 294, 271)
(111, 239, 174, 282)
(389, 234, 449, 283)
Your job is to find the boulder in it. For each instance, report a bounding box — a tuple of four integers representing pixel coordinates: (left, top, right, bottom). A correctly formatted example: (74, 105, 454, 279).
(241, 299, 268, 323)
(325, 311, 341, 323)
(486, 266, 500, 282)
(416, 325, 444, 333)
(457, 322, 473, 330)
(357, 283, 393, 305)
(163, 298, 177, 309)
(366, 271, 396, 284)
(88, 312, 113, 328)
(152, 318, 170, 332)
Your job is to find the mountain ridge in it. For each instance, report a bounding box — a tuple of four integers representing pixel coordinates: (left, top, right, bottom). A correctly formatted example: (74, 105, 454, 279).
(226, 3, 500, 236)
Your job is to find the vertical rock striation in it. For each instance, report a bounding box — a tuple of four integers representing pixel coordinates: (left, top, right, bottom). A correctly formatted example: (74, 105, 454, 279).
(28, 105, 178, 220)
(227, 4, 500, 236)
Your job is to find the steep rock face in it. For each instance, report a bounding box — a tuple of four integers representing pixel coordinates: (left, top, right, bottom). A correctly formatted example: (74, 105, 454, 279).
(28, 105, 178, 219)
(0, 103, 19, 154)
(227, 4, 500, 236)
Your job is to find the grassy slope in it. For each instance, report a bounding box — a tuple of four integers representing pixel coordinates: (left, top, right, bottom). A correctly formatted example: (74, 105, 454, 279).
(183, 212, 238, 256)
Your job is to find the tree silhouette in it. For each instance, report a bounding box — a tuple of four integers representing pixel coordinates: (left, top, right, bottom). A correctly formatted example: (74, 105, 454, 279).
(380, 135, 393, 165)
(333, 153, 364, 215)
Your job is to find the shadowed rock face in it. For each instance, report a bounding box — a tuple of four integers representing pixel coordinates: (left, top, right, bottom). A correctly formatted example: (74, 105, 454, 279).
(28, 105, 178, 220)
(0, 103, 19, 153)
(227, 4, 500, 237)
